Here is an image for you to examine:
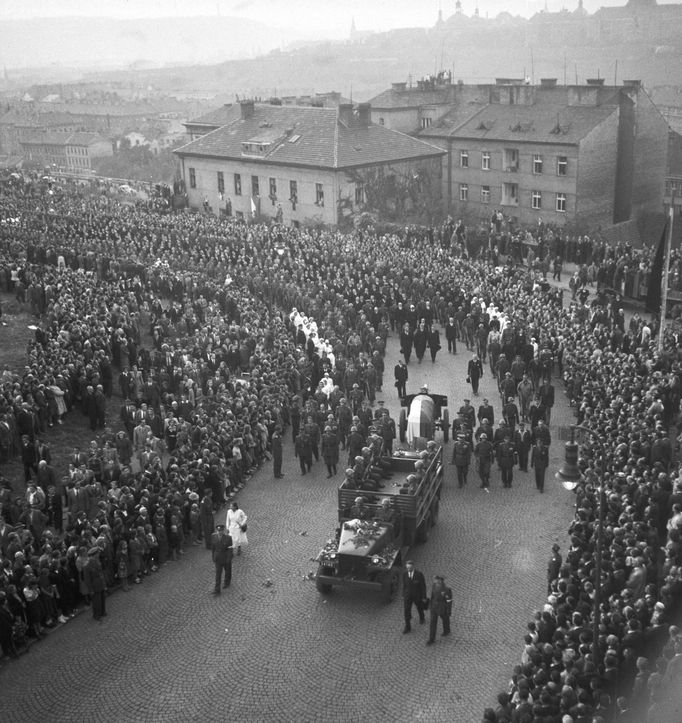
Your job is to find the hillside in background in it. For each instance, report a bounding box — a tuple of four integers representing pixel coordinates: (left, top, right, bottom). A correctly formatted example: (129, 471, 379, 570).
(83, 21, 682, 101)
(0, 15, 303, 70)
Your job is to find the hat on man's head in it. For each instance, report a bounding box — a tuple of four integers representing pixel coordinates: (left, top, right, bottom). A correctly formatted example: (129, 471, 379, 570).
(215, 524, 225, 531)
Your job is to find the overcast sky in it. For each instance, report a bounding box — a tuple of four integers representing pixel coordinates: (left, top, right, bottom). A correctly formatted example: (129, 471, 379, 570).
(2, 0, 628, 37)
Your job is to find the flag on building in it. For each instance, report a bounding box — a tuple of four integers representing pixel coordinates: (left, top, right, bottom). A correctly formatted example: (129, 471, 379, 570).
(645, 221, 668, 314)
(250, 197, 257, 216)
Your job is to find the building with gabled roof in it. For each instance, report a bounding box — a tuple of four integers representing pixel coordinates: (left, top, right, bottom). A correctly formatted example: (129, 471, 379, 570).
(19, 130, 112, 172)
(174, 100, 445, 227)
(417, 79, 668, 229)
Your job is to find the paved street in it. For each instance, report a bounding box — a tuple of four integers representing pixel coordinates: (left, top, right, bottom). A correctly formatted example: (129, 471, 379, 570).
(0, 303, 578, 723)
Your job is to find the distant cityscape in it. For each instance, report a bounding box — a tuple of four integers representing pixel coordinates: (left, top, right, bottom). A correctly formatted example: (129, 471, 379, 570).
(0, 0, 681, 243)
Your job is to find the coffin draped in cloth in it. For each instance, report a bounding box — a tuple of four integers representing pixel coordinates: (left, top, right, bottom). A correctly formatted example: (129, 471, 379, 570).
(406, 393, 434, 444)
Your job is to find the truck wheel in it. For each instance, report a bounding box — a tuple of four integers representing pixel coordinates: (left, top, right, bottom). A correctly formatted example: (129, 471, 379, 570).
(316, 578, 332, 594)
(417, 513, 431, 543)
(399, 409, 407, 443)
(441, 409, 449, 442)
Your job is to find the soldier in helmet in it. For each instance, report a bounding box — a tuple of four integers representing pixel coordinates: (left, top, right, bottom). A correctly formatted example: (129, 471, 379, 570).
(496, 436, 518, 489)
(451, 434, 471, 488)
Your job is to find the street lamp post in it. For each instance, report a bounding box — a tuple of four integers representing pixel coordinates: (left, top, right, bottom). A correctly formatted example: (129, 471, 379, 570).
(556, 423, 606, 669)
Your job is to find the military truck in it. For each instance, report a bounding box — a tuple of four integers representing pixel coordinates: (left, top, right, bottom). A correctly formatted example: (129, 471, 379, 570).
(314, 446, 444, 602)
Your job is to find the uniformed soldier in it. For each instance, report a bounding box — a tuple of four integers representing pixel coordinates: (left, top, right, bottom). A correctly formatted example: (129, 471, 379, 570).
(474, 433, 494, 489)
(496, 437, 518, 488)
(547, 543, 562, 593)
(458, 399, 476, 430)
(451, 434, 471, 488)
(294, 430, 312, 476)
(503, 396, 519, 433)
(530, 438, 550, 492)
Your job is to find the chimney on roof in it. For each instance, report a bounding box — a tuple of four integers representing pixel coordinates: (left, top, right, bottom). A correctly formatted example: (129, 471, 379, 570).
(240, 99, 254, 119)
(357, 102, 371, 128)
(586, 78, 605, 86)
(338, 103, 354, 127)
(392, 82, 407, 92)
(540, 78, 557, 88)
(623, 79, 641, 88)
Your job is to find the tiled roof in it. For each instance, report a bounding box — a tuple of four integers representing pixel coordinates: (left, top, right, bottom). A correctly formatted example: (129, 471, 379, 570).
(33, 101, 153, 117)
(424, 101, 619, 145)
(21, 130, 108, 147)
(185, 104, 241, 127)
(419, 101, 489, 139)
(0, 109, 82, 128)
(368, 86, 458, 110)
(174, 105, 445, 169)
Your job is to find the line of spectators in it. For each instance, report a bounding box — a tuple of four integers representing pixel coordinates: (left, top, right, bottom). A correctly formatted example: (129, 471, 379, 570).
(0, 172, 681, 723)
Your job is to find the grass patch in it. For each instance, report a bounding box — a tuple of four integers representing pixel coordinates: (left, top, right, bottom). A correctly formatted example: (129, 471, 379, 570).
(0, 291, 125, 494)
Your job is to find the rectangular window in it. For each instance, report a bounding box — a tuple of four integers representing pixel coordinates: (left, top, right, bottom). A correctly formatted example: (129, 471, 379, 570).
(481, 151, 490, 171)
(557, 156, 567, 176)
(531, 190, 542, 210)
(460, 150, 469, 168)
(481, 185, 490, 204)
(459, 183, 468, 202)
(354, 182, 364, 205)
(556, 193, 567, 212)
(289, 180, 298, 204)
(217, 171, 224, 194)
(533, 154, 543, 174)
(378, 117, 385, 126)
(420, 117, 432, 129)
(269, 177, 277, 198)
(234, 173, 242, 195)
(251, 175, 259, 196)
(502, 182, 518, 206)
(504, 148, 519, 172)
(189, 168, 196, 189)
(315, 183, 324, 206)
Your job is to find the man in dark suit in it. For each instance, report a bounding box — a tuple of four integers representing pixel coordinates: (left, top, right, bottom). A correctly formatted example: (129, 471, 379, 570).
(426, 575, 453, 645)
(84, 547, 107, 620)
(394, 359, 408, 399)
(530, 439, 550, 493)
(402, 560, 427, 633)
(211, 523, 233, 594)
(514, 422, 532, 473)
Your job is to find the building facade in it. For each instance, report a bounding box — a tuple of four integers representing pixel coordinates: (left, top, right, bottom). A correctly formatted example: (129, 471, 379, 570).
(175, 101, 445, 227)
(20, 131, 113, 173)
(418, 79, 668, 229)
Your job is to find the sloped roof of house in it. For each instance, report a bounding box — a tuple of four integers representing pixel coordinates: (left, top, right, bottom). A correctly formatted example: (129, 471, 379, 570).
(420, 97, 619, 145)
(20, 130, 108, 147)
(368, 86, 459, 110)
(174, 104, 445, 169)
(185, 104, 242, 128)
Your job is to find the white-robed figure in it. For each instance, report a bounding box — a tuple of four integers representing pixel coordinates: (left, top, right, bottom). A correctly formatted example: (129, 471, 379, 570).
(226, 501, 248, 555)
(406, 384, 435, 446)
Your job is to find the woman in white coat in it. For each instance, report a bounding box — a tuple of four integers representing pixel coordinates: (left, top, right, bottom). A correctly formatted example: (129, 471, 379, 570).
(226, 501, 248, 555)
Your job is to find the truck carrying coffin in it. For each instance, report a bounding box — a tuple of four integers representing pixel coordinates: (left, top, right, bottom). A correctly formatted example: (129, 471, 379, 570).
(314, 446, 444, 602)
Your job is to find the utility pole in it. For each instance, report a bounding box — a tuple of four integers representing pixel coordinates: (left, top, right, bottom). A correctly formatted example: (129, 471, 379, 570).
(658, 196, 675, 352)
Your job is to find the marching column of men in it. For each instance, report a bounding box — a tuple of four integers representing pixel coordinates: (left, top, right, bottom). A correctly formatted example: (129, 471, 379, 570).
(451, 391, 551, 492)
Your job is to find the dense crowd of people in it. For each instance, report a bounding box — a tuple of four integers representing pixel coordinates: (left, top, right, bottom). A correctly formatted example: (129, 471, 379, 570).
(0, 172, 681, 720)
